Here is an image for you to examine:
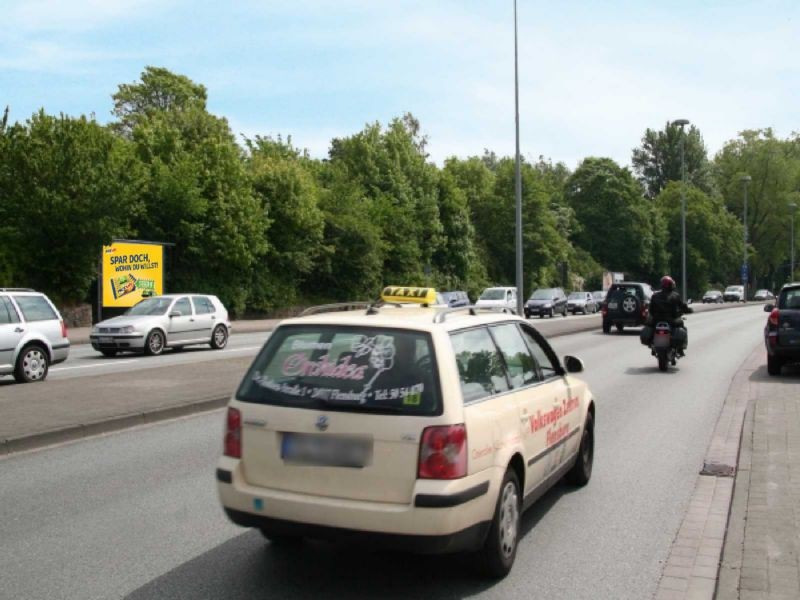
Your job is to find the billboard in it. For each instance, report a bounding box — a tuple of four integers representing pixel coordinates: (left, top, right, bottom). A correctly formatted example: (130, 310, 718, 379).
(102, 241, 164, 308)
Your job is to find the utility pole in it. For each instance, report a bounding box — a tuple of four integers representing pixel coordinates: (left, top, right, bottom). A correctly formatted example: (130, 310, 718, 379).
(673, 119, 690, 302)
(513, 0, 523, 316)
(741, 175, 752, 298)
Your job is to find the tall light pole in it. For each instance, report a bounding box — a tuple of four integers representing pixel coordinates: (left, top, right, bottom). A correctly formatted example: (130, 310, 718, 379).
(790, 202, 798, 282)
(673, 119, 690, 302)
(513, 0, 523, 316)
(741, 175, 752, 297)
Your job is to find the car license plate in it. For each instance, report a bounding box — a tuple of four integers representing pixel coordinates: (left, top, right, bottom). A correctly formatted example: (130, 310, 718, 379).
(281, 433, 372, 468)
(99, 337, 113, 344)
(608, 302, 618, 309)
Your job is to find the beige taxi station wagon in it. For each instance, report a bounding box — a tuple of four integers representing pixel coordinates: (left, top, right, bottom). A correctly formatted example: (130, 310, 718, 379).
(217, 287, 596, 577)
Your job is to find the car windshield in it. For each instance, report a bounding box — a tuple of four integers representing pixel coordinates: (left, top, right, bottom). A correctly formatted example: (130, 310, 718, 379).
(237, 325, 441, 415)
(480, 289, 507, 300)
(705, 291, 719, 296)
(126, 297, 172, 316)
(755, 290, 768, 295)
(530, 289, 554, 300)
(725, 286, 741, 293)
(568, 292, 584, 299)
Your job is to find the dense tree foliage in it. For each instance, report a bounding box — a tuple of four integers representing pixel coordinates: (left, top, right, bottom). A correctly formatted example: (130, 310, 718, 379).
(2, 67, 797, 314)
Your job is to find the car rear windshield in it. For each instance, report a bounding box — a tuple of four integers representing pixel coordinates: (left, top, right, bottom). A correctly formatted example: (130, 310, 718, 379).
(779, 287, 800, 310)
(12, 295, 57, 322)
(608, 285, 642, 299)
(568, 292, 584, 299)
(237, 325, 441, 416)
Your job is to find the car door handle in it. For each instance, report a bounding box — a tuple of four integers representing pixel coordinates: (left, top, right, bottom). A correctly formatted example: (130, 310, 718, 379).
(15, 327, 24, 333)
(189, 318, 195, 322)
(211, 316, 216, 320)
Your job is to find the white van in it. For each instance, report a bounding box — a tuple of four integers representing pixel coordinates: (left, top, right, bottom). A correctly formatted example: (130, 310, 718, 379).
(475, 287, 518, 313)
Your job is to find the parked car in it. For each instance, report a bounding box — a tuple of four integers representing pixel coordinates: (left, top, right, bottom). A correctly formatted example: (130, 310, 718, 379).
(601, 282, 653, 333)
(723, 285, 746, 302)
(0, 288, 70, 383)
(475, 287, 518, 313)
(763, 283, 800, 375)
(567, 291, 597, 314)
(754, 289, 775, 302)
(217, 286, 595, 578)
(592, 290, 606, 304)
(702, 290, 724, 304)
(524, 288, 568, 319)
(89, 294, 231, 357)
(439, 290, 470, 308)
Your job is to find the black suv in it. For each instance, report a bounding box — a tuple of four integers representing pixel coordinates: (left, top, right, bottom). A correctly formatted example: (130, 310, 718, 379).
(764, 283, 800, 375)
(601, 282, 653, 333)
(525, 287, 568, 319)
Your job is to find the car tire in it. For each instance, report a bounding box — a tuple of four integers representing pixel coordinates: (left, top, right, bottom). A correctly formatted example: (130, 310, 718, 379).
(478, 469, 521, 578)
(767, 355, 783, 376)
(259, 528, 303, 545)
(13, 344, 49, 383)
(566, 413, 594, 486)
(602, 320, 611, 334)
(144, 329, 165, 356)
(100, 349, 118, 358)
(616, 324, 624, 332)
(210, 325, 228, 350)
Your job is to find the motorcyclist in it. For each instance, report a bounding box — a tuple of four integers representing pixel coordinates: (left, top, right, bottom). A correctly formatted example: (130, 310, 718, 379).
(647, 275, 692, 355)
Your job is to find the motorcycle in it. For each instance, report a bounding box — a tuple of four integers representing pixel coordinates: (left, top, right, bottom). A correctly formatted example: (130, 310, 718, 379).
(650, 322, 680, 371)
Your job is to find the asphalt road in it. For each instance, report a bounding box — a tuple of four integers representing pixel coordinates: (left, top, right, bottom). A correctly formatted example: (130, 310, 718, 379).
(0, 305, 767, 600)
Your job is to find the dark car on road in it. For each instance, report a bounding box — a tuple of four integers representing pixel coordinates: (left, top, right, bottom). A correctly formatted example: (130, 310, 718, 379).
(754, 289, 775, 302)
(439, 290, 470, 307)
(524, 287, 568, 319)
(601, 282, 653, 333)
(702, 290, 723, 304)
(764, 283, 800, 375)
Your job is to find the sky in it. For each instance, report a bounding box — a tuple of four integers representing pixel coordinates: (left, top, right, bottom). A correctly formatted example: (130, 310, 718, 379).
(1, 0, 798, 169)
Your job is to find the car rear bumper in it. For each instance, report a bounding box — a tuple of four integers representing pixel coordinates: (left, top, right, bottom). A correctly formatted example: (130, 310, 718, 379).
(605, 316, 645, 326)
(216, 459, 497, 549)
(90, 334, 146, 351)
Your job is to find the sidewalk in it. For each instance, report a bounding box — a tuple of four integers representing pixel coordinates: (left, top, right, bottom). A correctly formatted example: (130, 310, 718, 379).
(67, 318, 282, 345)
(654, 346, 800, 599)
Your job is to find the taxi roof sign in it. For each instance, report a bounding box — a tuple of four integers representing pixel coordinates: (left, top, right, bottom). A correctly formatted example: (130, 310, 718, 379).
(381, 286, 437, 305)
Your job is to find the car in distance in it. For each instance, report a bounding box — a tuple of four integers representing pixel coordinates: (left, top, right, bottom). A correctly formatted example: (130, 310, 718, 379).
(524, 287, 568, 319)
(0, 288, 70, 383)
(702, 290, 724, 304)
(217, 286, 596, 578)
(567, 291, 597, 314)
(89, 294, 231, 357)
(592, 290, 606, 304)
(439, 291, 470, 308)
(723, 285, 746, 302)
(475, 287, 518, 313)
(601, 282, 653, 333)
(764, 282, 800, 375)
(754, 289, 775, 302)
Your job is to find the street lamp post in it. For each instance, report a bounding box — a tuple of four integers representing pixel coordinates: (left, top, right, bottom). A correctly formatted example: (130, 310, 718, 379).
(741, 175, 752, 298)
(673, 119, 690, 302)
(513, 0, 523, 316)
(790, 202, 798, 282)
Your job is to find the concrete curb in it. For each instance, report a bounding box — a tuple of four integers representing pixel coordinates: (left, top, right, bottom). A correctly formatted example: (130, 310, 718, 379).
(653, 343, 763, 600)
(0, 395, 229, 457)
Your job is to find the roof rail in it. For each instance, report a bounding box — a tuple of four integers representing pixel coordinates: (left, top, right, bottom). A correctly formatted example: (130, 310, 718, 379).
(433, 305, 515, 324)
(300, 302, 373, 316)
(0, 288, 35, 292)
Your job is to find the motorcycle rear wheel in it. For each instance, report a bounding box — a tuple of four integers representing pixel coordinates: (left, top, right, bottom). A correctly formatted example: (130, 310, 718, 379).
(657, 352, 668, 371)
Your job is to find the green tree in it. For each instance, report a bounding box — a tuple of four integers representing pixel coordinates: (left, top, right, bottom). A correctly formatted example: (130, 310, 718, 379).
(632, 122, 715, 198)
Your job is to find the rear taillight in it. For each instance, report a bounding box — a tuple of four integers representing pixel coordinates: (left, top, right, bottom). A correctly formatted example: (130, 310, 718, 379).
(224, 407, 242, 458)
(601, 304, 608, 316)
(769, 308, 780, 327)
(418, 424, 467, 479)
(60, 319, 68, 339)
(641, 305, 648, 319)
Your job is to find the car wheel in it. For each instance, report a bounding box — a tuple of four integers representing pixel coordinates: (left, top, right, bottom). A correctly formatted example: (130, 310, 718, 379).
(767, 355, 783, 376)
(144, 330, 165, 356)
(566, 413, 594, 486)
(478, 469, 521, 578)
(602, 320, 611, 334)
(14, 344, 49, 383)
(100, 349, 118, 358)
(616, 324, 624, 332)
(210, 325, 228, 349)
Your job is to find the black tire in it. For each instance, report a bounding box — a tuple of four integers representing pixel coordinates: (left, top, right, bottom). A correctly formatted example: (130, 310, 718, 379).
(478, 469, 521, 578)
(567, 413, 594, 486)
(259, 528, 303, 545)
(144, 329, 165, 356)
(602, 320, 611, 334)
(14, 344, 49, 383)
(767, 355, 783, 376)
(616, 323, 624, 332)
(210, 325, 228, 349)
(658, 351, 668, 372)
(100, 349, 118, 358)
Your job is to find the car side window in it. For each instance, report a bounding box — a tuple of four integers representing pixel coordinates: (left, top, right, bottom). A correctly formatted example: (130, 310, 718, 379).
(450, 327, 510, 403)
(490, 324, 538, 387)
(519, 325, 560, 379)
(192, 296, 214, 314)
(173, 297, 192, 316)
(12, 295, 56, 322)
(0, 296, 20, 324)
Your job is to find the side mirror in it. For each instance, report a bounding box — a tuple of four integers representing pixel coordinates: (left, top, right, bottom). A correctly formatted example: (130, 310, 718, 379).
(687, 299, 693, 305)
(169, 310, 182, 318)
(563, 355, 584, 373)
(764, 304, 774, 312)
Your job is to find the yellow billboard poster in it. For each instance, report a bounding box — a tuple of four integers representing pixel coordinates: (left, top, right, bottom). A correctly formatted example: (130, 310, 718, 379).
(102, 241, 164, 308)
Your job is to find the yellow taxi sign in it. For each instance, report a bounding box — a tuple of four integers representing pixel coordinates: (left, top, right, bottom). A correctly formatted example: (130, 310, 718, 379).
(381, 286, 437, 305)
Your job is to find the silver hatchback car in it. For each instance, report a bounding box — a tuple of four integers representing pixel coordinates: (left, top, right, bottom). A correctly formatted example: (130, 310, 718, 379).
(90, 294, 231, 357)
(0, 288, 70, 383)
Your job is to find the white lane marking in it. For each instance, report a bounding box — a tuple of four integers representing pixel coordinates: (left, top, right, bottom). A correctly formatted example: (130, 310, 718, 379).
(52, 360, 139, 372)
